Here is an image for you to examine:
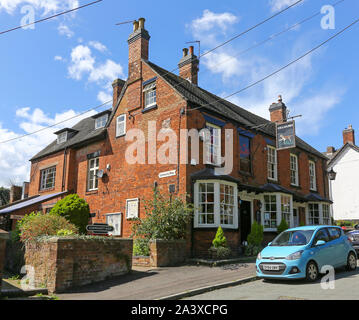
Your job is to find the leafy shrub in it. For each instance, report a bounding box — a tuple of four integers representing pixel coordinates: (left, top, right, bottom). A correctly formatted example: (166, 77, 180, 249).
(132, 189, 193, 241)
(277, 219, 289, 234)
(133, 238, 150, 256)
(50, 194, 90, 234)
(56, 229, 76, 237)
(212, 226, 227, 248)
(18, 212, 78, 242)
(247, 221, 263, 246)
(208, 246, 231, 260)
(244, 244, 262, 257)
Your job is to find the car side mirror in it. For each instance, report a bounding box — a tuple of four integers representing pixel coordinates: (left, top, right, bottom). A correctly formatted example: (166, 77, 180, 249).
(268, 242, 272, 246)
(315, 240, 326, 246)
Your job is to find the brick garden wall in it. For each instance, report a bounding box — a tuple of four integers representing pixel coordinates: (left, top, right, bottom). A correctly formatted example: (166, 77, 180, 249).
(25, 237, 133, 294)
(0, 229, 9, 291)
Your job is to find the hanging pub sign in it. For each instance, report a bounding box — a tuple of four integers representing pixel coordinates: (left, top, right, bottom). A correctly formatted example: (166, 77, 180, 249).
(276, 120, 296, 150)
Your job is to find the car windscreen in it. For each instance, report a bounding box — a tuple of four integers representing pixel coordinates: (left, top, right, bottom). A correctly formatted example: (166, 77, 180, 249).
(271, 230, 315, 246)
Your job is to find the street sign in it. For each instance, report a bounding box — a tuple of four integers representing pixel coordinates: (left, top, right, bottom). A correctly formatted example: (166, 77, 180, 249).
(276, 120, 296, 150)
(86, 223, 114, 235)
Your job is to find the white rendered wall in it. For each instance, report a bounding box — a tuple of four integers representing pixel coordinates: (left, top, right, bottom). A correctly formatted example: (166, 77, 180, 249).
(331, 147, 359, 220)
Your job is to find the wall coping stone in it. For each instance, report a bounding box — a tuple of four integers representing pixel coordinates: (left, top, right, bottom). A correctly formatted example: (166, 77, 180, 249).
(150, 239, 186, 244)
(33, 236, 133, 243)
(0, 229, 9, 240)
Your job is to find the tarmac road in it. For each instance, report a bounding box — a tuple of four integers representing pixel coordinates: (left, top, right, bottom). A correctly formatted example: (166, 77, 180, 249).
(186, 263, 359, 300)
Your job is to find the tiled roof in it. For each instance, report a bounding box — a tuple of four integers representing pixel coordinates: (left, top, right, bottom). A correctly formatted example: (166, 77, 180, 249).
(30, 110, 111, 161)
(145, 60, 327, 160)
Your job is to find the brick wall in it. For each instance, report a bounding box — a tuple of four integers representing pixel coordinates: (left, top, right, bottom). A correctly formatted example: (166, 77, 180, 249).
(25, 237, 133, 294)
(0, 229, 9, 291)
(149, 240, 188, 267)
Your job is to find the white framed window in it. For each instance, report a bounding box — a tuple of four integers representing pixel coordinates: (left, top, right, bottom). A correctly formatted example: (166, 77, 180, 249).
(205, 123, 221, 166)
(87, 157, 99, 191)
(322, 204, 330, 225)
(143, 82, 156, 109)
(57, 132, 67, 144)
(40, 166, 56, 190)
(263, 194, 277, 229)
(267, 146, 277, 180)
(116, 114, 126, 137)
(126, 198, 139, 219)
(290, 154, 299, 186)
(95, 114, 108, 130)
(308, 203, 320, 225)
(309, 161, 317, 191)
(194, 180, 238, 229)
(281, 195, 291, 227)
(106, 213, 122, 236)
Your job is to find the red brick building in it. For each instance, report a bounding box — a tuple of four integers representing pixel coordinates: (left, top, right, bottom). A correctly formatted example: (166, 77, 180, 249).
(0, 18, 331, 256)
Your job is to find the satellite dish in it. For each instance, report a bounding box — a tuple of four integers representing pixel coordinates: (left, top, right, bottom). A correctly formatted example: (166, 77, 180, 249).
(97, 170, 104, 178)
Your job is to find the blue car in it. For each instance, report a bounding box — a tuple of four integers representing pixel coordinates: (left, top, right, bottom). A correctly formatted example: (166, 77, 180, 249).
(256, 226, 357, 282)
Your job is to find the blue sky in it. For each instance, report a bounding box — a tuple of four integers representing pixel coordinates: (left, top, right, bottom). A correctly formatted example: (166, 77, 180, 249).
(0, 0, 358, 186)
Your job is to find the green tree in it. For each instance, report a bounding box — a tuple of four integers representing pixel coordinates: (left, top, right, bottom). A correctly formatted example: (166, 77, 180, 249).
(247, 221, 264, 246)
(0, 187, 10, 206)
(277, 218, 289, 234)
(132, 189, 193, 242)
(212, 226, 227, 248)
(50, 194, 90, 234)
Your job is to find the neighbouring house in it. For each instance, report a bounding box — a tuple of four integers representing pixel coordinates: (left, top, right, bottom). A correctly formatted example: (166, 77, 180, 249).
(325, 125, 359, 222)
(0, 18, 332, 256)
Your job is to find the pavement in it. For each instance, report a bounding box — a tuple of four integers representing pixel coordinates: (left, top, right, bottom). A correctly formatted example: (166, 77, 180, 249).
(1, 278, 48, 298)
(58, 263, 257, 300)
(185, 262, 359, 300)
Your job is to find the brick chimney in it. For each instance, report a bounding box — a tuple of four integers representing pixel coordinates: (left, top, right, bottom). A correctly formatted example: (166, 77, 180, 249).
(112, 79, 125, 108)
(127, 17, 150, 81)
(9, 185, 22, 203)
(178, 46, 199, 85)
(326, 146, 336, 155)
(343, 124, 355, 145)
(269, 95, 287, 123)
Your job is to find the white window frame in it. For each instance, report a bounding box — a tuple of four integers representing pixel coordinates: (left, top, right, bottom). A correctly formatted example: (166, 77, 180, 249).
(95, 114, 108, 130)
(262, 193, 293, 231)
(194, 180, 238, 229)
(143, 82, 156, 109)
(281, 195, 291, 227)
(116, 114, 126, 137)
(57, 131, 67, 144)
(205, 123, 221, 166)
(267, 146, 277, 181)
(87, 157, 99, 191)
(40, 166, 56, 191)
(290, 154, 299, 186)
(322, 204, 330, 225)
(106, 213, 122, 236)
(309, 160, 317, 191)
(308, 203, 320, 225)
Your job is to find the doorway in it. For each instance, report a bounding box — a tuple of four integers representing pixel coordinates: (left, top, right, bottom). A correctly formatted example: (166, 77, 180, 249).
(240, 201, 252, 243)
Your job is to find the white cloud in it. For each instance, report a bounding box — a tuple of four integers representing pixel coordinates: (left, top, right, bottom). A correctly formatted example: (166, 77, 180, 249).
(58, 23, 74, 38)
(0, 106, 97, 187)
(269, 0, 303, 12)
(188, 9, 239, 45)
(68, 44, 124, 102)
(0, 0, 79, 15)
(54, 55, 64, 62)
(97, 91, 112, 104)
(89, 41, 107, 53)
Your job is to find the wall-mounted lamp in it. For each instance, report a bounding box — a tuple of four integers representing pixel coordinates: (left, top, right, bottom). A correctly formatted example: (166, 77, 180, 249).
(328, 168, 337, 181)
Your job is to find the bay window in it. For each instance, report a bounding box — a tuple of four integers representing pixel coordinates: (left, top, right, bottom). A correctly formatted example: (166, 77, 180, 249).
(322, 204, 331, 225)
(194, 180, 238, 229)
(263, 194, 277, 229)
(281, 195, 291, 227)
(308, 203, 320, 225)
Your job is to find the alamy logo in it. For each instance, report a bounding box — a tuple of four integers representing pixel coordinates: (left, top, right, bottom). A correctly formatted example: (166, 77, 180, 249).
(20, 5, 35, 30)
(321, 5, 335, 30)
(320, 265, 335, 290)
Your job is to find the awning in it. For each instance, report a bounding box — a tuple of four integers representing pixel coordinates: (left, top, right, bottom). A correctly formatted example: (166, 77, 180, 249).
(0, 191, 67, 215)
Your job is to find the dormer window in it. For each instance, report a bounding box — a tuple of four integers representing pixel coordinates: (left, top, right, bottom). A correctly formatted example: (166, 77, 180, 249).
(95, 114, 108, 130)
(57, 131, 67, 144)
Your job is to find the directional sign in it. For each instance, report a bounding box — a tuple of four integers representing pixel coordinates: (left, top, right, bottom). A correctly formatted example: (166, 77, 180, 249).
(86, 223, 114, 235)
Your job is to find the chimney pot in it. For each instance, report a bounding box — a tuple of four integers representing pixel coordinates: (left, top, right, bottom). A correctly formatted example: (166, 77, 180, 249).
(189, 46, 194, 55)
(138, 17, 145, 29)
(133, 20, 139, 32)
(182, 48, 189, 57)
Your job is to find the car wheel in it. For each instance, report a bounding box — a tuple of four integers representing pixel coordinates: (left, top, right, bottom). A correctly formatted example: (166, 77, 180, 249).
(346, 252, 357, 271)
(306, 261, 319, 282)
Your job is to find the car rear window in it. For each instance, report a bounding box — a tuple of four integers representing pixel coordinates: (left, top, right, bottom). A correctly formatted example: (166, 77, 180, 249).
(327, 227, 342, 240)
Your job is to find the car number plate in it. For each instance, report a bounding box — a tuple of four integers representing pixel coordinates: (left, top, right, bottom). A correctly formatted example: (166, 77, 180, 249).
(263, 264, 280, 271)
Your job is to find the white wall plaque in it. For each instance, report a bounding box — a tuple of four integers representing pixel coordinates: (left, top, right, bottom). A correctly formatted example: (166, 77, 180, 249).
(126, 198, 139, 219)
(158, 170, 176, 179)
